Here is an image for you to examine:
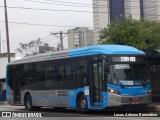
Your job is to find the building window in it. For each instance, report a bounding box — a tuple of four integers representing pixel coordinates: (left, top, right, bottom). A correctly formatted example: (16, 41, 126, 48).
(109, 0, 125, 22)
(140, 0, 144, 19)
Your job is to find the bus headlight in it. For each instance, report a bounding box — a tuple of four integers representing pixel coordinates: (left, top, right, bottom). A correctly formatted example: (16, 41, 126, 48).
(148, 89, 152, 94)
(107, 88, 120, 95)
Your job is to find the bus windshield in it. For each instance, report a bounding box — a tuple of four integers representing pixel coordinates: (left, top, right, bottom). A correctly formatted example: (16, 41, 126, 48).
(107, 64, 149, 86)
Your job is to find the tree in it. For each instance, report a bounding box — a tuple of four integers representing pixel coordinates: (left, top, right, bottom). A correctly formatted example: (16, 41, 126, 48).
(16, 38, 43, 57)
(99, 18, 160, 50)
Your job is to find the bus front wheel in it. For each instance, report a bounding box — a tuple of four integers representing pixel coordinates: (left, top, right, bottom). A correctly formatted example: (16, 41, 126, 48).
(77, 95, 88, 112)
(25, 94, 33, 111)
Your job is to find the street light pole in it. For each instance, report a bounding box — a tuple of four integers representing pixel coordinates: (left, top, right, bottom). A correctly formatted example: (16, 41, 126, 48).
(59, 31, 64, 50)
(4, 0, 11, 62)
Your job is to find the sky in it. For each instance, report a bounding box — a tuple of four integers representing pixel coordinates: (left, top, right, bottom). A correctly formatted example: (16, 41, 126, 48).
(0, 0, 93, 54)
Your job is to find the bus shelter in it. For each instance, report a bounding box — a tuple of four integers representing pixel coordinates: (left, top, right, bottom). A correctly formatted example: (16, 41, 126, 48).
(145, 50, 160, 98)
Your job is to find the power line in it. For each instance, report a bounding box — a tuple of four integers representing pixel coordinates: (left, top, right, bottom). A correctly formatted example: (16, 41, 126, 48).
(26, 0, 160, 7)
(0, 5, 155, 14)
(24, 0, 158, 9)
(50, 31, 67, 50)
(41, 35, 52, 41)
(1, 5, 160, 16)
(43, 0, 156, 5)
(25, 0, 92, 8)
(25, 0, 113, 8)
(0, 6, 93, 13)
(43, 0, 92, 6)
(42, 36, 54, 43)
(0, 20, 94, 28)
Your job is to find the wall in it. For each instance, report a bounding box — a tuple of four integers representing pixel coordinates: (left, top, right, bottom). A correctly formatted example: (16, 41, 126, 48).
(0, 57, 15, 79)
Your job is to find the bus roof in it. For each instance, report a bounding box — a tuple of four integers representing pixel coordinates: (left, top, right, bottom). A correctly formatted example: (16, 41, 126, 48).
(9, 45, 144, 64)
(69, 45, 144, 57)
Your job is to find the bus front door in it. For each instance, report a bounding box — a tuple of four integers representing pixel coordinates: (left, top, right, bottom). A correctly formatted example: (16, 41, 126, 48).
(89, 61, 103, 107)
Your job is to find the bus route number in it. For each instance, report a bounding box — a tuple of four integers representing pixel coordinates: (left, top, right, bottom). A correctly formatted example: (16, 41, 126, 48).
(121, 57, 136, 62)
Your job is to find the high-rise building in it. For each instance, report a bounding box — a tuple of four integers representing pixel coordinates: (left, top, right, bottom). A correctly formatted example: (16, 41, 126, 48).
(92, 0, 160, 44)
(92, 0, 109, 44)
(142, 0, 160, 20)
(67, 27, 94, 49)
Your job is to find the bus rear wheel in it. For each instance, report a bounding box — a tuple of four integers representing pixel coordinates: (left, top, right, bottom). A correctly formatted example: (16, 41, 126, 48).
(77, 95, 88, 112)
(25, 94, 34, 111)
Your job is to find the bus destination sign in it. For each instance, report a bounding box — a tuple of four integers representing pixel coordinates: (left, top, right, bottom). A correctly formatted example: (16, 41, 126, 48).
(121, 57, 136, 62)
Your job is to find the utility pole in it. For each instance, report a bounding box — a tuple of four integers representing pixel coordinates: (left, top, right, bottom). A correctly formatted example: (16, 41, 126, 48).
(4, 0, 11, 62)
(0, 30, 1, 53)
(2, 40, 6, 52)
(50, 31, 67, 51)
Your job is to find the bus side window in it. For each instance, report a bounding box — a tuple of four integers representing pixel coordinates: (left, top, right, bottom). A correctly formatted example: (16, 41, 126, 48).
(24, 64, 30, 85)
(45, 63, 54, 89)
(76, 60, 87, 87)
(36, 63, 45, 90)
(65, 64, 74, 89)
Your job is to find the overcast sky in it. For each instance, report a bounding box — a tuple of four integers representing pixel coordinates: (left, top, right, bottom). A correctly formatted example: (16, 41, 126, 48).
(0, 0, 93, 54)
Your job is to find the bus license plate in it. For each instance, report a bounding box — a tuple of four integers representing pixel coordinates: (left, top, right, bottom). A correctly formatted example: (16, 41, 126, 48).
(132, 101, 140, 104)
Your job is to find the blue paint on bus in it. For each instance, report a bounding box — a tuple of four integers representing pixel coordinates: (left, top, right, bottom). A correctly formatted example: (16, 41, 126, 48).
(102, 92, 108, 108)
(107, 83, 150, 96)
(6, 45, 151, 111)
(69, 45, 144, 57)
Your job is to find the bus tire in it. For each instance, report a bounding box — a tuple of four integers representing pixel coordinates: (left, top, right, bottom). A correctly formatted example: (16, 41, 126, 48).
(77, 95, 88, 112)
(25, 94, 34, 111)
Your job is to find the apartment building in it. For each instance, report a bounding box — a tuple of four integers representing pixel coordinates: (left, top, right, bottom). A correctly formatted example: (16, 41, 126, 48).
(67, 27, 94, 49)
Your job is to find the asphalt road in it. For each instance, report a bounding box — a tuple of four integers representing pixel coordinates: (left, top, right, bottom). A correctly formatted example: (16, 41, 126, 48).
(0, 105, 159, 120)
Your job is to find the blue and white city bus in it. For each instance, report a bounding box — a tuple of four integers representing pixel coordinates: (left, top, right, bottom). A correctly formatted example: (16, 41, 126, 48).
(6, 45, 151, 111)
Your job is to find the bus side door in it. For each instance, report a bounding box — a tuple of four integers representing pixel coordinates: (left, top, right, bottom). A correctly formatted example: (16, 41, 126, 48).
(88, 60, 103, 107)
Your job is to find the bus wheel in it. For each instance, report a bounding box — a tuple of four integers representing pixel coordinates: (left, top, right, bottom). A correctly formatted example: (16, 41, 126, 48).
(77, 95, 88, 112)
(25, 94, 33, 111)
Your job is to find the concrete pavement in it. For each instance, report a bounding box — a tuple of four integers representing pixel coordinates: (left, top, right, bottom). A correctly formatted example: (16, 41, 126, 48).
(0, 100, 160, 112)
(147, 97, 160, 111)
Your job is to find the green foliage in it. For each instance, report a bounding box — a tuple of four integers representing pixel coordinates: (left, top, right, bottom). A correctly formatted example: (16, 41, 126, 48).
(16, 38, 43, 57)
(99, 18, 160, 50)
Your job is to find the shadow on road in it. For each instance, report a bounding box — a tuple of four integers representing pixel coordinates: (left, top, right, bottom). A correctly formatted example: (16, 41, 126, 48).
(14, 105, 158, 117)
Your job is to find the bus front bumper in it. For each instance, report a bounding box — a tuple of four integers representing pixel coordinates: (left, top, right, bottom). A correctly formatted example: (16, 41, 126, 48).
(107, 93, 152, 107)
